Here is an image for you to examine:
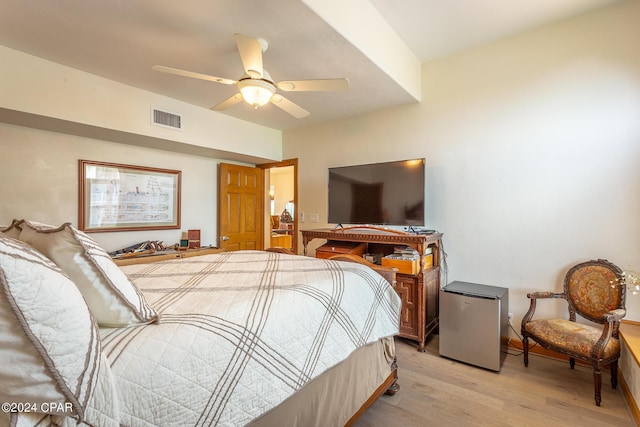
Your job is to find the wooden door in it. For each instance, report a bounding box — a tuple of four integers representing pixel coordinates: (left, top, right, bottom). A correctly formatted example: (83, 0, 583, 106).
(218, 163, 263, 251)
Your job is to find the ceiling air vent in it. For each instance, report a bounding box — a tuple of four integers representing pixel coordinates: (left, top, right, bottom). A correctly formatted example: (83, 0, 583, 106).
(151, 108, 183, 130)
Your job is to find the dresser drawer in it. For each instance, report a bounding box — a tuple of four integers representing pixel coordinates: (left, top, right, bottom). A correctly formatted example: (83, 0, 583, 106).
(315, 241, 367, 259)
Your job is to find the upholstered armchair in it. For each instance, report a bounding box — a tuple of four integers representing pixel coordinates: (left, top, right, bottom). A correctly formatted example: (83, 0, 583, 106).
(521, 259, 626, 406)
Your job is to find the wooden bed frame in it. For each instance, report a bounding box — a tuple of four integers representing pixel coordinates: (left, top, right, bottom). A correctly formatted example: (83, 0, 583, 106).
(345, 360, 399, 426)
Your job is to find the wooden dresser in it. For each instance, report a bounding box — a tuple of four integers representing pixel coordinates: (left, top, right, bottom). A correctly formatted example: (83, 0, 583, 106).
(301, 228, 443, 352)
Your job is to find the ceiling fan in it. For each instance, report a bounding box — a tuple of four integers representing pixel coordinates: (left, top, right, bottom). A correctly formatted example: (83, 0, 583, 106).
(152, 33, 350, 118)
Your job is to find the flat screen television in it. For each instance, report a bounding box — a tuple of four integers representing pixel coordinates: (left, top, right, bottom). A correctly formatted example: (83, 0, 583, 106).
(328, 158, 425, 226)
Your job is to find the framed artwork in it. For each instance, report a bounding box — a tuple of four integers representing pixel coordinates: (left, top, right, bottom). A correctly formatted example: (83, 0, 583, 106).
(79, 160, 181, 232)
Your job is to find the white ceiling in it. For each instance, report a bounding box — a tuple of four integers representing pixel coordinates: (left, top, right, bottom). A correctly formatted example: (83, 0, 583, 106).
(0, 0, 619, 131)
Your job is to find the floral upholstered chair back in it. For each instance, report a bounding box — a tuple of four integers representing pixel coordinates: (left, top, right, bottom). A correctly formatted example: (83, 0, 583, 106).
(565, 259, 626, 324)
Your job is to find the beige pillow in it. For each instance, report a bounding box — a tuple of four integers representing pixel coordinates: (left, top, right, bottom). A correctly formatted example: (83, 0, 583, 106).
(0, 235, 101, 421)
(19, 221, 158, 327)
(1, 219, 23, 239)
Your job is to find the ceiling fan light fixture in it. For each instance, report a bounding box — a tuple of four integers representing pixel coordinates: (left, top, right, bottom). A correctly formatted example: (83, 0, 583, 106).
(238, 79, 275, 108)
(153, 34, 348, 118)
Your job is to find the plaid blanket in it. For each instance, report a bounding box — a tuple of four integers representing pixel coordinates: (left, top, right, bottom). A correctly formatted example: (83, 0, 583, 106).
(97, 250, 400, 426)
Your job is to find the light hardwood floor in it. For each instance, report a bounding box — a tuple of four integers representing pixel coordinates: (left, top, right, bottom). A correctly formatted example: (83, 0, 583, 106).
(355, 336, 634, 427)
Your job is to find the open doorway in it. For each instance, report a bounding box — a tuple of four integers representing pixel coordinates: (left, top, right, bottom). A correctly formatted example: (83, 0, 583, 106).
(258, 159, 298, 253)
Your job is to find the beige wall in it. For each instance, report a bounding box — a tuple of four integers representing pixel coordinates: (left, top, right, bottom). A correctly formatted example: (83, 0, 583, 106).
(284, 0, 640, 324)
(0, 122, 226, 251)
(0, 46, 282, 162)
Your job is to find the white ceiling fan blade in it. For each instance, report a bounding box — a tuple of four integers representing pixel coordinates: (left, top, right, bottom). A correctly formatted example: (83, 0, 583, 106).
(276, 78, 349, 92)
(152, 65, 236, 85)
(211, 93, 243, 111)
(234, 33, 264, 79)
(270, 94, 310, 118)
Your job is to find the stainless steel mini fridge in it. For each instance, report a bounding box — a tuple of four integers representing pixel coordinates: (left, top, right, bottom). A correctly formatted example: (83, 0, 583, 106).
(439, 281, 509, 372)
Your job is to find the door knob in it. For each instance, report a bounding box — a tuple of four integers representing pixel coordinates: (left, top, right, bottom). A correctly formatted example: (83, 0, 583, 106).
(220, 236, 229, 241)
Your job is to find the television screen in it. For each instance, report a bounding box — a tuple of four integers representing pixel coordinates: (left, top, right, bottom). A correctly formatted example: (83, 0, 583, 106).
(328, 158, 425, 226)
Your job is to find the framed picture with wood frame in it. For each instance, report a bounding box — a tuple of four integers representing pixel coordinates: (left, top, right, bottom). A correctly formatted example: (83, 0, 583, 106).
(79, 160, 181, 232)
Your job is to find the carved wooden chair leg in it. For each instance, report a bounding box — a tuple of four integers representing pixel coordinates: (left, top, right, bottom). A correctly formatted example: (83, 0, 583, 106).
(522, 336, 529, 367)
(611, 360, 619, 389)
(593, 366, 602, 406)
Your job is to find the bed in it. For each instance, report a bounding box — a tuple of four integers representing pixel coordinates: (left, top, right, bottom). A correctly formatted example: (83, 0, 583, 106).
(0, 220, 401, 427)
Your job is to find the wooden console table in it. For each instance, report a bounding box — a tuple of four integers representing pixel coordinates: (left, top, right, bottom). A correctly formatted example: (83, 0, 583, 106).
(301, 228, 443, 352)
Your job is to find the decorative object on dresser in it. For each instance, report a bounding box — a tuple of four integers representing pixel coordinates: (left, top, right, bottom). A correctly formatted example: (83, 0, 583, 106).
(521, 259, 626, 406)
(302, 226, 442, 352)
(279, 208, 293, 224)
(179, 231, 189, 248)
(108, 240, 169, 258)
(187, 229, 201, 248)
(381, 246, 433, 275)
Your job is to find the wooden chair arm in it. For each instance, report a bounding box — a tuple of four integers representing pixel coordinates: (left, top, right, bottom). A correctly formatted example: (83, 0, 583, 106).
(603, 308, 626, 323)
(590, 309, 626, 360)
(521, 292, 566, 333)
(526, 292, 564, 299)
(328, 254, 397, 287)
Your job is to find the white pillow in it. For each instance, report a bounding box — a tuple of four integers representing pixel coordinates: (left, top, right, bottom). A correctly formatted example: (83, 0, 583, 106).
(1, 219, 23, 239)
(0, 235, 101, 421)
(19, 221, 158, 327)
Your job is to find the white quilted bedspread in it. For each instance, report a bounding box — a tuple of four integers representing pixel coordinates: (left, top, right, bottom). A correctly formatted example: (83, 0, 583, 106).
(93, 251, 400, 426)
